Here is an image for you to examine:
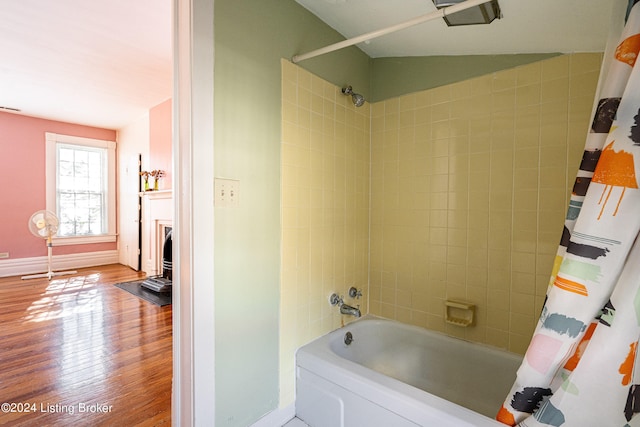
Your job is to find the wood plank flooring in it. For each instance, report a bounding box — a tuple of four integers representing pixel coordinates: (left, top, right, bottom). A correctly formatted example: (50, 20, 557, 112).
(0, 264, 172, 426)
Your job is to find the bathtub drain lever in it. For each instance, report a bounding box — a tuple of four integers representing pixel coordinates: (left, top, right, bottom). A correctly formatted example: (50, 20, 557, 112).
(344, 331, 354, 345)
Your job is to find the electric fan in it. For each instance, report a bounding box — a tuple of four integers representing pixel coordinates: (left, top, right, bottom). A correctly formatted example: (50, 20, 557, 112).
(21, 210, 77, 280)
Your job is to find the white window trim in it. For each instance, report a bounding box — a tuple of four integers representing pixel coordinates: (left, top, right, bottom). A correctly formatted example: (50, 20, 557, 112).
(45, 132, 117, 245)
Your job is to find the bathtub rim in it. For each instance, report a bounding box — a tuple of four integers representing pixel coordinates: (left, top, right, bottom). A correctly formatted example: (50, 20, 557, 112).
(295, 315, 518, 427)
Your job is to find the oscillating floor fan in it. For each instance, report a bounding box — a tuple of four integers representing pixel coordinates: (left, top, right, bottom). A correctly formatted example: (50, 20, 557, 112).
(21, 210, 77, 280)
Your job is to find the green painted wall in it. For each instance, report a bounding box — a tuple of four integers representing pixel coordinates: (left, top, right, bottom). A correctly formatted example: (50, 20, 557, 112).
(371, 53, 560, 101)
(213, 1, 369, 426)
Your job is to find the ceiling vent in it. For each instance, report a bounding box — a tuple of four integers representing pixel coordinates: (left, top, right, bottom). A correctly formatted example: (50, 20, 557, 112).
(0, 106, 21, 112)
(433, 0, 501, 26)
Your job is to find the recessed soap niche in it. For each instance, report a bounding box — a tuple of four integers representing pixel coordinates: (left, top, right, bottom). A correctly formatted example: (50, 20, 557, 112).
(445, 300, 475, 327)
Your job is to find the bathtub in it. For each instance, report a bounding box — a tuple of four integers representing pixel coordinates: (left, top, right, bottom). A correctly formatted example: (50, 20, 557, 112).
(295, 315, 522, 427)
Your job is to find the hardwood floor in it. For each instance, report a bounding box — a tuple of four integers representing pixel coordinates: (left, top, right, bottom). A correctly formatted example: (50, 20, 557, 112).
(0, 264, 172, 426)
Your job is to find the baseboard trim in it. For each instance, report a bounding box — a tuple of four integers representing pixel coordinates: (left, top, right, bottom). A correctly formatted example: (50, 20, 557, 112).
(0, 250, 120, 278)
(250, 403, 295, 427)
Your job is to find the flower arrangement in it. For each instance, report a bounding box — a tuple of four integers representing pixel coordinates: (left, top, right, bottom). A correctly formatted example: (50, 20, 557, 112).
(151, 170, 165, 190)
(140, 171, 151, 191)
(140, 170, 165, 191)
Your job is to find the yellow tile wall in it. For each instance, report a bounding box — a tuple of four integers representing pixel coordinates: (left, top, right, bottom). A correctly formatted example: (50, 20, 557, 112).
(280, 59, 370, 406)
(280, 53, 601, 407)
(369, 53, 602, 353)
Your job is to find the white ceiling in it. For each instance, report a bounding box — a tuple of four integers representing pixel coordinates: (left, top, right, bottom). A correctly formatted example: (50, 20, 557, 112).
(0, 0, 172, 130)
(295, 0, 615, 57)
(1, 1, 617, 130)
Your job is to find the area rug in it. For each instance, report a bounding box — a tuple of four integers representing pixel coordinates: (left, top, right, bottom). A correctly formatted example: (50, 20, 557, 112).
(114, 280, 172, 306)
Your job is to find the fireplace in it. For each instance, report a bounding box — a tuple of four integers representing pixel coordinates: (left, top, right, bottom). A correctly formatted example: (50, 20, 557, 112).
(140, 190, 173, 293)
(142, 227, 173, 292)
(141, 223, 172, 293)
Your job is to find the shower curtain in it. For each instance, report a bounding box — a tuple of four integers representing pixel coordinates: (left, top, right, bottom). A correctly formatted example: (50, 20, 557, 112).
(497, 2, 640, 426)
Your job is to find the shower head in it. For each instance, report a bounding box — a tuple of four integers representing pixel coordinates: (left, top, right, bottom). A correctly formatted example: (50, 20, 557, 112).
(352, 93, 365, 107)
(342, 86, 365, 107)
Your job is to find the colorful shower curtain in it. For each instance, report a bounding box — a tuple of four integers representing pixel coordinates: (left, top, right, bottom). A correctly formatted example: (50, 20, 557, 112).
(497, 2, 640, 426)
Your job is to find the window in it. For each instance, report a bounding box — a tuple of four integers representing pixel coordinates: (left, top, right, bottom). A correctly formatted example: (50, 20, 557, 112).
(46, 133, 116, 245)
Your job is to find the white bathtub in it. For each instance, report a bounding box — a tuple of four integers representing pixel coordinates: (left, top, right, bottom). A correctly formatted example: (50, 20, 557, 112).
(295, 315, 522, 427)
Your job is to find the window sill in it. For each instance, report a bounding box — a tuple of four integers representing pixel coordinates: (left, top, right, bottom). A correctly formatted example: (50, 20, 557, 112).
(52, 234, 117, 246)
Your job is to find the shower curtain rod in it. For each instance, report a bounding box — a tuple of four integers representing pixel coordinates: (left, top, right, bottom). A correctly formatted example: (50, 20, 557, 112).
(292, 0, 492, 63)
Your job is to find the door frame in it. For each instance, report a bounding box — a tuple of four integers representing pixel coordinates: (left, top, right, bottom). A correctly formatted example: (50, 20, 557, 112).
(173, 0, 216, 424)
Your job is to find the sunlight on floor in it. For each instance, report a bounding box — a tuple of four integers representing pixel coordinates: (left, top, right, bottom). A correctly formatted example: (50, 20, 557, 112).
(22, 273, 110, 387)
(23, 273, 103, 323)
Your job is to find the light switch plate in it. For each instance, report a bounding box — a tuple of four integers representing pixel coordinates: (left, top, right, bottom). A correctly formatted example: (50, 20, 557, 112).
(214, 178, 240, 207)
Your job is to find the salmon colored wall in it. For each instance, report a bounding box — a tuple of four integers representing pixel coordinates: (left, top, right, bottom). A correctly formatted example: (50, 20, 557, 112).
(149, 99, 172, 190)
(0, 111, 117, 259)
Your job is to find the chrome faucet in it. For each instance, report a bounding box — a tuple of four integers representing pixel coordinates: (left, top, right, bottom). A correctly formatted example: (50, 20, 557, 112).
(340, 303, 361, 318)
(329, 293, 361, 318)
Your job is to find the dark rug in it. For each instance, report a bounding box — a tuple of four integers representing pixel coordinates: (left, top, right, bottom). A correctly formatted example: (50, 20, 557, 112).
(114, 280, 172, 306)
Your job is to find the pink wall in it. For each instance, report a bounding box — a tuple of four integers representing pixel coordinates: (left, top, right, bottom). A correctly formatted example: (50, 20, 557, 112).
(0, 112, 117, 259)
(149, 99, 172, 190)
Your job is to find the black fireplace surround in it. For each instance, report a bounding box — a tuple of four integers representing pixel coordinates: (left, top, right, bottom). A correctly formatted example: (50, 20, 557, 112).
(162, 228, 172, 280)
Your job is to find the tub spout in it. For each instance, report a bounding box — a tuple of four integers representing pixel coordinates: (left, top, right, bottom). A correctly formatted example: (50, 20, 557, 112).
(340, 303, 361, 318)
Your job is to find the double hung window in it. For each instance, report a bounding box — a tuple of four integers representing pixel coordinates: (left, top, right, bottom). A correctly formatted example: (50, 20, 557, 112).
(45, 133, 116, 244)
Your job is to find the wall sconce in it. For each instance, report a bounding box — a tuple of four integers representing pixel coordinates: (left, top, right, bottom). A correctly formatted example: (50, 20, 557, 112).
(433, 0, 501, 26)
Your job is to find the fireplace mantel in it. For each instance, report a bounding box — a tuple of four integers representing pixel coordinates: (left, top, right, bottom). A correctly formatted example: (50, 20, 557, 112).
(141, 189, 172, 199)
(141, 189, 173, 276)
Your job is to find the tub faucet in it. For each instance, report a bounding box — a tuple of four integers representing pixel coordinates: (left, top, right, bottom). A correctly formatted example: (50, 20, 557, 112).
(340, 303, 361, 318)
(329, 293, 361, 318)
